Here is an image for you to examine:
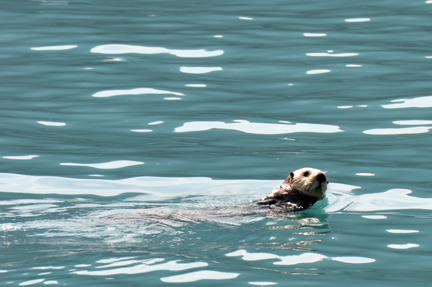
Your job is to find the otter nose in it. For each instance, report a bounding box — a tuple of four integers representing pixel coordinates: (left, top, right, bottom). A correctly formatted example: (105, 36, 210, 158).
(316, 173, 327, 183)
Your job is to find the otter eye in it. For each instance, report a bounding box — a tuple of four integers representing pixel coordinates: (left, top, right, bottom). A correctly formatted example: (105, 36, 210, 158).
(303, 171, 310, 177)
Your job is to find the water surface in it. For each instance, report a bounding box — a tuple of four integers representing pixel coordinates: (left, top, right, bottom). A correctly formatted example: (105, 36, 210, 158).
(1, 0, 432, 285)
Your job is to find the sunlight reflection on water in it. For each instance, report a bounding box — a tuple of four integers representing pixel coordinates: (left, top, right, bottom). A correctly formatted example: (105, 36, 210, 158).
(174, 121, 343, 134)
(382, 96, 432, 109)
(91, 44, 224, 58)
(92, 88, 184, 98)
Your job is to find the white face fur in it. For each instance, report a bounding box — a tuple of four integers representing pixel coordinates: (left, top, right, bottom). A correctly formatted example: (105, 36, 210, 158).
(285, 167, 328, 199)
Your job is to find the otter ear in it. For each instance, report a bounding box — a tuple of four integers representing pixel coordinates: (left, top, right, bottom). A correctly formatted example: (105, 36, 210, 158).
(284, 172, 294, 185)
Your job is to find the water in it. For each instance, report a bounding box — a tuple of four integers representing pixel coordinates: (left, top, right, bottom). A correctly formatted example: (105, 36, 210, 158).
(1, 0, 432, 285)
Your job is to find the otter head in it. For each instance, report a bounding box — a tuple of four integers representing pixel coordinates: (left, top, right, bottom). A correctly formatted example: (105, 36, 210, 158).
(283, 167, 328, 200)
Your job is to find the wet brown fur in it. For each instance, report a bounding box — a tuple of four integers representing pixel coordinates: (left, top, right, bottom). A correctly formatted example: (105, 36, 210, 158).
(257, 167, 328, 212)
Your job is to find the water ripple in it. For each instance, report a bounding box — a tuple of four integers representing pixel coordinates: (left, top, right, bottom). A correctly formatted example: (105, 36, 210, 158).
(344, 18, 370, 22)
(148, 121, 164, 125)
(355, 173, 374, 176)
(73, 260, 207, 276)
(303, 33, 327, 37)
(92, 88, 184, 98)
(31, 45, 77, 51)
(19, 279, 45, 286)
(363, 126, 432, 135)
(226, 250, 279, 261)
(306, 69, 331, 75)
(180, 67, 223, 74)
(130, 129, 152, 133)
(60, 160, 144, 170)
(306, 53, 358, 57)
(347, 189, 432, 211)
(226, 250, 375, 265)
(382, 96, 432, 109)
(387, 243, 419, 249)
(362, 215, 387, 220)
(0, 173, 275, 197)
(394, 120, 432, 125)
(37, 121, 66, 127)
(386, 229, 419, 234)
(275, 253, 327, 265)
(161, 270, 239, 283)
(174, 121, 343, 135)
(91, 44, 223, 58)
(185, 84, 206, 87)
(332, 257, 375, 264)
(3, 155, 39, 160)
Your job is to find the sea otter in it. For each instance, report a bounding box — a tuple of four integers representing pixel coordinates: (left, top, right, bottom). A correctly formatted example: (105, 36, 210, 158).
(256, 167, 328, 212)
(134, 168, 328, 224)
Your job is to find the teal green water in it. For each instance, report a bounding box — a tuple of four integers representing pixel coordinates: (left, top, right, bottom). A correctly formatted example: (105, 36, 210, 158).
(2, 0, 432, 285)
